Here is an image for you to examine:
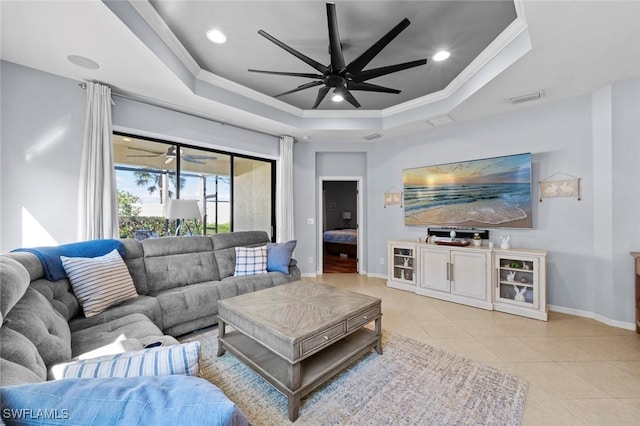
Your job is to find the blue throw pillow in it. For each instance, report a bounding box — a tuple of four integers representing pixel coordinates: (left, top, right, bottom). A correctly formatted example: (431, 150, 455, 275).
(0, 375, 246, 425)
(266, 240, 297, 274)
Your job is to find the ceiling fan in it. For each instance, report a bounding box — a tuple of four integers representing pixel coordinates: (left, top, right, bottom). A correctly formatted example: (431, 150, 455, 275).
(127, 146, 217, 165)
(248, 2, 428, 109)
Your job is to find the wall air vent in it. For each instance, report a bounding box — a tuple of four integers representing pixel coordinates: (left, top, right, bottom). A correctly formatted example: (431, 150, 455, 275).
(426, 114, 455, 126)
(363, 133, 382, 140)
(509, 90, 544, 104)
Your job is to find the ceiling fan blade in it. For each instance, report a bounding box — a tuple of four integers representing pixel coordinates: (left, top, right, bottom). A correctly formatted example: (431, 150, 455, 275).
(275, 81, 324, 97)
(345, 18, 411, 75)
(342, 89, 361, 109)
(326, 3, 346, 73)
(312, 86, 331, 109)
(353, 58, 427, 82)
(184, 158, 206, 165)
(184, 155, 217, 160)
(248, 69, 324, 79)
(346, 81, 401, 94)
(127, 147, 164, 155)
(258, 30, 328, 74)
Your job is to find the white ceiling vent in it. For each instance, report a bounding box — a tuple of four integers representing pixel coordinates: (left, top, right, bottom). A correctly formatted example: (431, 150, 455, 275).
(363, 133, 382, 140)
(426, 114, 455, 126)
(509, 90, 544, 104)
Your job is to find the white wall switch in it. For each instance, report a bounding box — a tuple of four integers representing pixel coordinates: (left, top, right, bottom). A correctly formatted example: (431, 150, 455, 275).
(307, 218, 314, 225)
(308, 256, 314, 264)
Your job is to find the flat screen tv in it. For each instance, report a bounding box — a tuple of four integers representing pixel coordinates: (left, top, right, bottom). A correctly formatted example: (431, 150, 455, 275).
(403, 153, 532, 229)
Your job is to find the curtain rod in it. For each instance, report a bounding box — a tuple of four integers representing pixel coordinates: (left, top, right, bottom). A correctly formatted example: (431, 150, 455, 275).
(78, 82, 281, 139)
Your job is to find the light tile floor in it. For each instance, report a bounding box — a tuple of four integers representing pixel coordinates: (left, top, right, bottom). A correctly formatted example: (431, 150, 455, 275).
(309, 274, 640, 425)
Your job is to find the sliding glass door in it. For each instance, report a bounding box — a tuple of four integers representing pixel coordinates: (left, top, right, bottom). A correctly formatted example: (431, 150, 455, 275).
(112, 133, 275, 240)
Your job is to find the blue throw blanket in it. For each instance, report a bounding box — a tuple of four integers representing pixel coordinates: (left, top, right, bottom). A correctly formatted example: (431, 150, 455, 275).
(12, 239, 125, 281)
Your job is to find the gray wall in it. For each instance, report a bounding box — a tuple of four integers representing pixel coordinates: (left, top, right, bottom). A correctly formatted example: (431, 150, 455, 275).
(292, 78, 639, 327)
(0, 60, 279, 252)
(2, 59, 638, 327)
(1, 61, 86, 250)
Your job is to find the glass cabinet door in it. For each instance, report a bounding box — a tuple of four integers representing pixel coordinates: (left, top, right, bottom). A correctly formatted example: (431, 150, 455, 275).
(392, 246, 415, 284)
(495, 255, 538, 309)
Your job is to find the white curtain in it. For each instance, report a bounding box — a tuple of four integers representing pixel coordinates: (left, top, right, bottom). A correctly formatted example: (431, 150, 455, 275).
(77, 82, 119, 240)
(276, 135, 295, 242)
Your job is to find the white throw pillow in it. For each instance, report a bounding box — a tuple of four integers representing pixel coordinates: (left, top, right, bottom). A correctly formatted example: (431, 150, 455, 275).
(234, 246, 268, 276)
(61, 249, 138, 318)
(50, 341, 201, 380)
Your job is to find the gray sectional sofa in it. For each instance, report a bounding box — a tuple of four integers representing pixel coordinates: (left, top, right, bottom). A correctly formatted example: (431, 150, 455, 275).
(0, 231, 300, 423)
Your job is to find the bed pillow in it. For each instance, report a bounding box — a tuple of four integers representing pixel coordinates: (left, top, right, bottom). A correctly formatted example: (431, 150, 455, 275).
(266, 240, 297, 273)
(50, 341, 200, 380)
(234, 246, 267, 276)
(60, 249, 138, 318)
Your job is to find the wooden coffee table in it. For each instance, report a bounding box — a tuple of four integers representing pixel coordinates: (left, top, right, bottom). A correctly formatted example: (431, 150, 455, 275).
(217, 280, 382, 421)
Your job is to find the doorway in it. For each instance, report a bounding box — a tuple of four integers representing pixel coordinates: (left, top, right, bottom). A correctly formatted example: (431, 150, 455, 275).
(319, 178, 362, 274)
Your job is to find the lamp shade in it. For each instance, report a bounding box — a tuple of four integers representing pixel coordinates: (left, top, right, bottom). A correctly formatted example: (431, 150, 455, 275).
(165, 199, 201, 220)
(342, 211, 352, 220)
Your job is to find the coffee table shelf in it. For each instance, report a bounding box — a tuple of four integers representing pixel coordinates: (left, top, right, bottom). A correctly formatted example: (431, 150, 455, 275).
(221, 327, 379, 397)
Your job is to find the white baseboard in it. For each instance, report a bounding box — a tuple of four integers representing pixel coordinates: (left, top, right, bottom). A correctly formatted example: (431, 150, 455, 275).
(548, 304, 635, 331)
(366, 272, 387, 280)
(299, 274, 634, 331)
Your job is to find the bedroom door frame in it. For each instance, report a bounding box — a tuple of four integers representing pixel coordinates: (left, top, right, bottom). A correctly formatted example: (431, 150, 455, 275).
(317, 176, 364, 275)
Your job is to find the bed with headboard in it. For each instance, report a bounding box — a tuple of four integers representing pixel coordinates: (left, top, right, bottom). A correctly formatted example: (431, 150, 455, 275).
(323, 228, 357, 258)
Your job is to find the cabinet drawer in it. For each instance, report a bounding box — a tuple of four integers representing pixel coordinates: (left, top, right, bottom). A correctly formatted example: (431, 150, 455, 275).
(347, 306, 380, 332)
(300, 322, 346, 356)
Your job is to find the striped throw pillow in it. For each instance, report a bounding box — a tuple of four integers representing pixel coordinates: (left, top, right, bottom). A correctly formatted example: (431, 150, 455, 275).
(234, 245, 267, 276)
(50, 341, 200, 380)
(61, 249, 138, 318)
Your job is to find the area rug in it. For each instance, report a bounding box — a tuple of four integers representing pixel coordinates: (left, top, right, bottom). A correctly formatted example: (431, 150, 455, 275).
(180, 329, 528, 425)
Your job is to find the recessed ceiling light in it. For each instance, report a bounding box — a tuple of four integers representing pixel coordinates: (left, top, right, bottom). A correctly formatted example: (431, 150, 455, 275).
(67, 55, 100, 70)
(433, 50, 451, 62)
(122, 137, 132, 142)
(206, 29, 227, 44)
(332, 94, 344, 102)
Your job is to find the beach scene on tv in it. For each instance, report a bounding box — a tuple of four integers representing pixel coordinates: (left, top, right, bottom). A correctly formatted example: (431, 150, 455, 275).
(403, 153, 532, 229)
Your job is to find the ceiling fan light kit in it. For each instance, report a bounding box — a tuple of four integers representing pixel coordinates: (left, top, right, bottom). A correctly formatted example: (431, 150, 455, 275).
(248, 2, 428, 109)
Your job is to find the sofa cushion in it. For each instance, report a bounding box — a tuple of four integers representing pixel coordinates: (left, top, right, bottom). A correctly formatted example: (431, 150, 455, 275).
(234, 246, 267, 276)
(0, 358, 45, 387)
(119, 238, 149, 295)
(222, 274, 275, 295)
(50, 341, 200, 380)
(30, 278, 81, 321)
(266, 240, 297, 273)
(70, 313, 178, 358)
(68, 294, 163, 333)
(142, 236, 219, 293)
(0, 327, 47, 384)
(3, 287, 72, 368)
(0, 376, 249, 426)
(61, 249, 138, 318)
(0, 257, 31, 323)
(154, 282, 222, 331)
